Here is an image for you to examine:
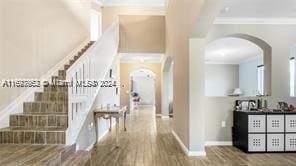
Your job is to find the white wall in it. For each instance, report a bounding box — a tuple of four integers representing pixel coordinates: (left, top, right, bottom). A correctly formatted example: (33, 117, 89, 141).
(168, 65, 174, 103)
(239, 56, 263, 96)
(205, 64, 239, 96)
(76, 56, 120, 150)
(162, 58, 173, 117)
(132, 76, 156, 105)
(0, 0, 88, 111)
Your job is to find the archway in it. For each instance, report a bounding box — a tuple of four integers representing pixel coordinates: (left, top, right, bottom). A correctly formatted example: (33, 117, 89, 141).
(206, 34, 272, 96)
(130, 68, 156, 111)
(162, 56, 174, 118)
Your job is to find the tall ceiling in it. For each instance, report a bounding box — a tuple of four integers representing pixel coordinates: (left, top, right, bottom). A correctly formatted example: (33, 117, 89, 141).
(219, 0, 296, 18)
(100, 0, 165, 6)
(205, 37, 263, 64)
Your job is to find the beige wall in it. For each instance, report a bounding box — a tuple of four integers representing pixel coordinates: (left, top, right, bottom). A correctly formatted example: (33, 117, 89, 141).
(120, 63, 162, 114)
(102, 6, 165, 31)
(0, 0, 88, 111)
(119, 15, 165, 53)
(166, 0, 204, 149)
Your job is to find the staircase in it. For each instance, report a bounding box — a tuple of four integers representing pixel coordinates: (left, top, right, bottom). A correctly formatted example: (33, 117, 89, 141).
(0, 20, 119, 165)
(0, 42, 93, 145)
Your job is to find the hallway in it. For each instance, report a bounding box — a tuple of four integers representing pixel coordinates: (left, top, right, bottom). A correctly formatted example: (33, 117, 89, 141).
(91, 107, 296, 166)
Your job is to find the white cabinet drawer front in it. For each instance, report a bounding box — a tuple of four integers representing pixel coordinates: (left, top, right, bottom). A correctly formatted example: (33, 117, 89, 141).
(286, 134, 296, 151)
(267, 115, 284, 133)
(248, 134, 266, 152)
(286, 115, 296, 132)
(248, 115, 266, 133)
(267, 134, 284, 152)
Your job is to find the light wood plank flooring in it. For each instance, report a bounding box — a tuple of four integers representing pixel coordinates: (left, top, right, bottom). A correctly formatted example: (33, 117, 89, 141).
(0, 145, 64, 165)
(91, 106, 296, 166)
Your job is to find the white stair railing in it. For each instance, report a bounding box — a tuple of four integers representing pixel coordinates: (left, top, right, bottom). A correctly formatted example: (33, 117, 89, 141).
(65, 21, 119, 145)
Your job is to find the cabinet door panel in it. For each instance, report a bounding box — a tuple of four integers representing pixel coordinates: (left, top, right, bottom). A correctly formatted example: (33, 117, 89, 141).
(286, 115, 296, 132)
(248, 115, 266, 133)
(248, 134, 266, 152)
(286, 134, 296, 151)
(267, 115, 284, 133)
(267, 134, 284, 152)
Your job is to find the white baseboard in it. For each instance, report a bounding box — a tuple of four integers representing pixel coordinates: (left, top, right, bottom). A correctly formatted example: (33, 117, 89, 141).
(171, 130, 206, 157)
(156, 114, 162, 117)
(98, 129, 109, 141)
(205, 141, 233, 146)
(86, 143, 94, 151)
(188, 151, 207, 156)
(86, 120, 117, 151)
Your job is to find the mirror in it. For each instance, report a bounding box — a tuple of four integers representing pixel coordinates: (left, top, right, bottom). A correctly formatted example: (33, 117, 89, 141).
(205, 35, 272, 97)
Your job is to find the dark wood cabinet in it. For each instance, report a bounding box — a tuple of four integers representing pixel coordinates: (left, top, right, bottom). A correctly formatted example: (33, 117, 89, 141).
(233, 111, 296, 153)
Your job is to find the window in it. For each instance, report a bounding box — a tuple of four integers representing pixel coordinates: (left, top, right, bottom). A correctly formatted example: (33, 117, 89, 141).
(90, 10, 102, 41)
(291, 57, 295, 97)
(257, 65, 264, 96)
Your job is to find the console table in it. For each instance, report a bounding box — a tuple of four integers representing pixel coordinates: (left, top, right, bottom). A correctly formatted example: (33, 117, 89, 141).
(94, 106, 127, 147)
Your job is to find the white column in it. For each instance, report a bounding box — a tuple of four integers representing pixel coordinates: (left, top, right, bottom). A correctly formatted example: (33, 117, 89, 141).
(189, 38, 206, 156)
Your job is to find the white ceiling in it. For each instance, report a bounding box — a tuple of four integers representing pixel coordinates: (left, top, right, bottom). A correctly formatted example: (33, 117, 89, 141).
(120, 53, 164, 63)
(219, 0, 296, 18)
(205, 37, 263, 64)
(100, 0, 165, 6)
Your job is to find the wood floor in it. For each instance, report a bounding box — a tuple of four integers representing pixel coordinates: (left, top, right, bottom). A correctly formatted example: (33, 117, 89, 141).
(91, 106, 296, 166)
(0, 145, 64, 165)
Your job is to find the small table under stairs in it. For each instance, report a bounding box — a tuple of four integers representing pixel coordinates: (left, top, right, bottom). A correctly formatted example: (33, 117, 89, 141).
(94, 106, 127, 147)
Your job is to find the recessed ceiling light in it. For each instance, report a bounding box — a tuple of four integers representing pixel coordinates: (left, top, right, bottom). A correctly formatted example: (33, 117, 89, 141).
(219, 52, 226, 57)
(140, 58, 145, 63)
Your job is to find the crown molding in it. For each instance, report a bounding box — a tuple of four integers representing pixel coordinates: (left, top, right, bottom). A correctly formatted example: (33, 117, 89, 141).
(214, 17, 296, 25)
(92, 0, 103, 6)
(120, 53, 164, 64)
(102, 3, 165, 7)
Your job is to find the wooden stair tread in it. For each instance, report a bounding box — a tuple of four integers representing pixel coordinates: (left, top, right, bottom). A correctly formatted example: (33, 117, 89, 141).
(24, 101, 68, 104)
(22, 112, 68, 115)
(12, 113, 67, 116)
(35, 91, 68, 94)
(0, 127, 67, 132)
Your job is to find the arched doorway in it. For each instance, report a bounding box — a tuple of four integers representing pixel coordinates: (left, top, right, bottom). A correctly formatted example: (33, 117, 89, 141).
(130, 69, 156, 111)
(162, 56, 174, 118)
